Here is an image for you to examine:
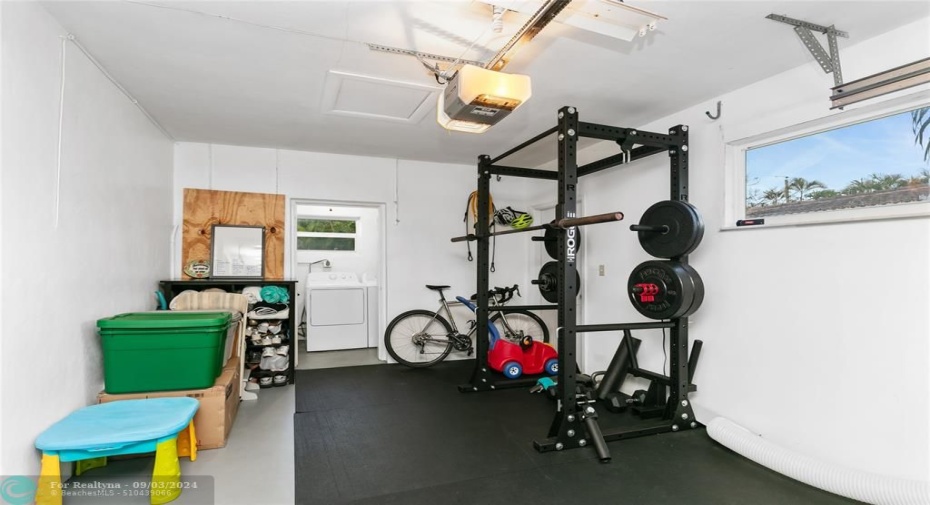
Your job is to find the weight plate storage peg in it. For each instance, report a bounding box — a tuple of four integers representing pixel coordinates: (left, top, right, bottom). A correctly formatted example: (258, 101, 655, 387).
(628, 261, 704, 320)
(534, 261, 582, 303)
(632, 201, 704, 259)
(543, 227, 582, 260)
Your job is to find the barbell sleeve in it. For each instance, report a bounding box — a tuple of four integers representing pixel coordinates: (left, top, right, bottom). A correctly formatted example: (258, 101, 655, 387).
(630, 224, 670, 233)
(555, 211, 624, 229)
(450, 233, 479, 243)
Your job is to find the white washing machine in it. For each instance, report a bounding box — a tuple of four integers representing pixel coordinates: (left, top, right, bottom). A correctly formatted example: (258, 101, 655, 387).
(306, 272, 370, 351)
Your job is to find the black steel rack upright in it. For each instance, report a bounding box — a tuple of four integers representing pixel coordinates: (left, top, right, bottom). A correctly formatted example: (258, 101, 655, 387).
(456, 106, 698, 454)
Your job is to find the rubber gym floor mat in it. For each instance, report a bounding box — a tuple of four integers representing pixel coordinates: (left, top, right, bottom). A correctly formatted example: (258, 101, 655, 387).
(295, 390, 574, 503)
(336, 430, 861, 505)
(295, 359, 480, 413)
(294, 361, 860, 504)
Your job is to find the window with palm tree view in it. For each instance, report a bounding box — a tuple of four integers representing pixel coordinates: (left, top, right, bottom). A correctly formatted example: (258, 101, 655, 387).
(297, 218, 357, 251)
(746, 106, 930, 218)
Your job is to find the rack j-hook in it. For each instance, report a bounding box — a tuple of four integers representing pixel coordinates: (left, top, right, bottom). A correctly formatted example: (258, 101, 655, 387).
(705, 101, 722, 120)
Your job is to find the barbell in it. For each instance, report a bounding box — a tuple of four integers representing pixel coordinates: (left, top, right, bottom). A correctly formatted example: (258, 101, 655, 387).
(451, 211, 623, 243)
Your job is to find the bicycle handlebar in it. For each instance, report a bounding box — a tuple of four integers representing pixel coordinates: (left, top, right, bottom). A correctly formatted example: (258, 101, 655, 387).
(469, 284, 522, 305)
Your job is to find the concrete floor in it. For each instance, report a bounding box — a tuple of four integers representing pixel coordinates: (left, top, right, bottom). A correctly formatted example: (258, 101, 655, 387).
(62, 349, 382, 505)
(64, 386, 295, 505)
(296, 347, 382, 370)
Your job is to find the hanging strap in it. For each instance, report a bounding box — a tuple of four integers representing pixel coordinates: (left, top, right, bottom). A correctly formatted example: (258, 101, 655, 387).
(463, 191, 496, 267)
(463, 194, 474, 261)
(491, 233, 496, 272)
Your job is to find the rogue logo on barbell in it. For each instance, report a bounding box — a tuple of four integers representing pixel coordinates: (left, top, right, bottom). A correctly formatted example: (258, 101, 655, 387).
(565, 212, 577, 262)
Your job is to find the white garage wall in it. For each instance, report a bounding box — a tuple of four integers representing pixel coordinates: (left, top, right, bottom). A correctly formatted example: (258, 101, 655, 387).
(0, 0, 5, 475)
(579, 17, 930, 480)
(173, 143, 535, 340)
(0, 2, 173, 475)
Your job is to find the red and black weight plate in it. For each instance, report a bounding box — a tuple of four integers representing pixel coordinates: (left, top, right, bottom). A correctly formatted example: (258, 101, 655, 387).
(543, 227, 582, 260)
(635, 201, 704, 259)
(628, 261, 704, 320)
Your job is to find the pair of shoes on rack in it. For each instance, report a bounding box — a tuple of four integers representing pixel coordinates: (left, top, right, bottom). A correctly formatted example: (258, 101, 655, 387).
(252, 335, 282, 345)
(259, 346, 288, 372)
(251, 334, 282, 346)
(252, 369, 288, 388)
(261, 346, 288, 358)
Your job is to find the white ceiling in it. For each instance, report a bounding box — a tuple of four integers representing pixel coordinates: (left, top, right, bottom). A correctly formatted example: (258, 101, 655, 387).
(43, 0, 930, 165)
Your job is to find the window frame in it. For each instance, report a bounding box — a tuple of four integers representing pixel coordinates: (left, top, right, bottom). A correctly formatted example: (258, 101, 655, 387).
(295, 216, 359, 252)
(725, 92, 930, 230)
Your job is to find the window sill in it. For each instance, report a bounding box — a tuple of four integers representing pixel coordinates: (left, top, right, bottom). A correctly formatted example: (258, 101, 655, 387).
(721, 204, 930, 231)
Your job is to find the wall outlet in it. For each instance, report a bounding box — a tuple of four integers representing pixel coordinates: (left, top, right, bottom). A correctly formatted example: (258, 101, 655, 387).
(598, 264, 605, 276)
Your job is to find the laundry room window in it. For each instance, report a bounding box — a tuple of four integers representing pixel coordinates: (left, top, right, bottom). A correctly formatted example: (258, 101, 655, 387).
(296, 218, 357, 251)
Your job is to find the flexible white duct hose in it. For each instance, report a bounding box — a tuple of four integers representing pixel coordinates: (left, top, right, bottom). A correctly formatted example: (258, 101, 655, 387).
(706, 417, 930, 505)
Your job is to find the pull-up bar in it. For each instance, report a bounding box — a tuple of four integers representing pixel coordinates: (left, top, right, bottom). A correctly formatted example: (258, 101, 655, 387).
(451, 211, 624, 243)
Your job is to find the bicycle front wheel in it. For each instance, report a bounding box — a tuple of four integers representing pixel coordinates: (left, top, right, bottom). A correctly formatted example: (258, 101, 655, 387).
(493, 310, 550, 344)
(385, 309, 454, 368)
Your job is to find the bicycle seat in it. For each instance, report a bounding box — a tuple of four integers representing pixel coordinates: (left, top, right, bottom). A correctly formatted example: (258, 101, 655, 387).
(425, 285, 450, 291)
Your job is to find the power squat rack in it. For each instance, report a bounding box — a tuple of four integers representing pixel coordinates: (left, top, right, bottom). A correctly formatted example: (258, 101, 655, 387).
(451, 106, 703, 461)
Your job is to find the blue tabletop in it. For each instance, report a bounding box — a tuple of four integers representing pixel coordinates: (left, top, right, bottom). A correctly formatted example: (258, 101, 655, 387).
(36, 398, 199, 451)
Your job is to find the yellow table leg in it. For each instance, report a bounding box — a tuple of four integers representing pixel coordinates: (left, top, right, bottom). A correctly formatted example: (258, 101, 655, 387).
(151, 437, 181, 505)
(75, 457, 107, 476)
(176, 421, 197, 462)
(35, 453, 62, 505)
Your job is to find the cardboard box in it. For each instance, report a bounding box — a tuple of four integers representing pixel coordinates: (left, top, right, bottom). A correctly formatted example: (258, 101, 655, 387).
(98, 355, 240, 450)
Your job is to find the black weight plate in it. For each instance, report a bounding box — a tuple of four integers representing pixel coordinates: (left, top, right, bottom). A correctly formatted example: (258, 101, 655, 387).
(679, 263, 704, 318)
(544, 227, 581, 260)
(537, 261, 582, 303)
(628, 261, 697, 320)
(637, 201, 704, 259)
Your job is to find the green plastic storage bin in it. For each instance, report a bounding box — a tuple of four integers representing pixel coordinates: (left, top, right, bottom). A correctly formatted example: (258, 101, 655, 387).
(97, 312, 232, 394)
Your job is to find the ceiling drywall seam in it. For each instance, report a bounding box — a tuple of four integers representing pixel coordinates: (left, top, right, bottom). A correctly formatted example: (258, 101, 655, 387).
(55, 36, 66, 229)
(126, 0, 356, 45)
(65, 34, 173, 140)
(126, 0, 492, 71)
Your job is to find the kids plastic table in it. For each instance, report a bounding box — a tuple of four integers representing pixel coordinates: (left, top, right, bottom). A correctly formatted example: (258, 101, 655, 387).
(34, 397, 199, 505)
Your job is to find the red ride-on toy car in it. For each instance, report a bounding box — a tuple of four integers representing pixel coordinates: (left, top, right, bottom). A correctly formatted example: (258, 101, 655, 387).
(456, 295, 558, 379)
(488, 335, 559, 379)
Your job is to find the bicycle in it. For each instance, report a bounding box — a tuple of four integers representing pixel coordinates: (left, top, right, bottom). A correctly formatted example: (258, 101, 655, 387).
(384, 284, 549, 368)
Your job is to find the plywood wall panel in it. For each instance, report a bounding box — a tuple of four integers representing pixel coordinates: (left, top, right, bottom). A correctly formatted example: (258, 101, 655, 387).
(182, 188, 285, 279)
